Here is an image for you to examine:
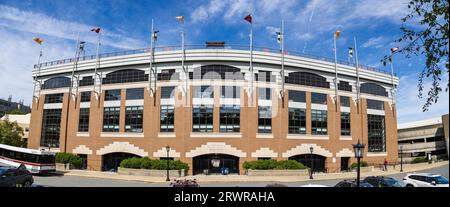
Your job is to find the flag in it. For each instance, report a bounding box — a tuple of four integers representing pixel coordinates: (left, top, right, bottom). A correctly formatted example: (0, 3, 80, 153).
(335, 30, 341, 38)
(176, 16, 184, 22)
(244, 14, 252, 23)
(276, 32, 281, 44)
(390, 47, 400, 53)
(91, 27, 101, 33)
(33, 37, 43, 45)
(348, 47, 354, 58)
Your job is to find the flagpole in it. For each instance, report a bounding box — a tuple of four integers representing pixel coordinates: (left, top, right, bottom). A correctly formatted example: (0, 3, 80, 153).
(34, 44, 43, 102)
(94, 29, 101, 100)
(149, 19, 155, 96)
(249, 16, 253, 99)
(333, 32, 339, 111)
(281, 19, 285, 107)
(390, 52, 395, 105)
(354, 37, 360, 111)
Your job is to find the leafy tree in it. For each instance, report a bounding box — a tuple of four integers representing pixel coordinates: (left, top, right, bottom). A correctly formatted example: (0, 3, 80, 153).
(383, 0, 448, 111)
(6, 109, 28, 115)
(0, 119, 26, 147)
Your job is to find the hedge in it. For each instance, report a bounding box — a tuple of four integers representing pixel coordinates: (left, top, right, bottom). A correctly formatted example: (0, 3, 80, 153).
(120, 157, 189, 171)
(55, 152, 83, 169)
(350, 161, 369, 169)
(411, 157, 428, 164)
(242, 159, 308, 170)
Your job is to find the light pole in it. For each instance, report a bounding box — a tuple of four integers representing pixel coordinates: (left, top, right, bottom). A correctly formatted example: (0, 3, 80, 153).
(165, 146, 170, 181)
(353, 139, 365, 187)
(309, 146, 314, 180)
(400, 145, 403, 172)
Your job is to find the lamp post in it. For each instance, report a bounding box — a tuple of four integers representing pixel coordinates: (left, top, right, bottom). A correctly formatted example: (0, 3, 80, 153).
(309, 146, 314, 180)
(352, 140, 365, 187)
(400, 145, 403, 172)
(165, 146, 170, 181)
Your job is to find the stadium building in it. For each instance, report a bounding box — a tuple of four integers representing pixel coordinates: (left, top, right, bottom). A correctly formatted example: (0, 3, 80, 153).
(28, 44, 399, 175)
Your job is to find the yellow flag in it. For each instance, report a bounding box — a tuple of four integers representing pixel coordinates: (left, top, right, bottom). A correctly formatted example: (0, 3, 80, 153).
(176, 16, 184, 21)
(33, 37, 43, 45)
(335, 30, 341, 39)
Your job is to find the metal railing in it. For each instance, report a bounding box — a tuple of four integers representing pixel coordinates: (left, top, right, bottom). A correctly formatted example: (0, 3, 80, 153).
(33, 44, 394, 75)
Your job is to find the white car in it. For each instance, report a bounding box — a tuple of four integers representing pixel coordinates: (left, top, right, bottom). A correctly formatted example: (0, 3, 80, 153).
(403, 173, 449, 187)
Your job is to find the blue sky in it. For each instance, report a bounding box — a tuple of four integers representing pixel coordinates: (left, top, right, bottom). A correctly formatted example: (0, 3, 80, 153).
(0, 0, 448, 123)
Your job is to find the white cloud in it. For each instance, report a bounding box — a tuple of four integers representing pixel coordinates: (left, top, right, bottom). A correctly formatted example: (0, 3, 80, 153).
(0, 5, 144, 49)
(191, 0, 226, 23)
(396, 74, 449, 124)
(361, 36, 386, 49)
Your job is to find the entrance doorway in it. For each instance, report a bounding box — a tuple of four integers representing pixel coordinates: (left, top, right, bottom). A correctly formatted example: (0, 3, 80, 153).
(102, 152, 140, 172)
(192, 154, 239, 175)
(289, 154, 327, 173)
(340, 157, 350, 172)
(77, 154, 88, 170)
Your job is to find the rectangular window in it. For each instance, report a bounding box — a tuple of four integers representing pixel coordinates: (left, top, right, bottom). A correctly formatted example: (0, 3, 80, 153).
(220, 105, 240, 132)
(40, 109, 62, 147)
(44, 93, 64, 103)
(368, 115, 386, 152)
(367, 99, 384, 110)
(340, 96, 350, 107)
(193, 86, 214, 98)
(259, 88, 271, 100)
(161, 86, 175, 99)
(104, 89, 121, 101)
(221, 86, 240, 99)
(258, 106, 272, 133)
(158, 69, 178, 80)
(311, 109, 327, 135)
(78, 108, 90, 132)
(311, 93, 327, 105)
(341, 112, 351, 136)
(103, 107, 120, 132)
(80, 91, 91, 102)
(126, 88, 144, 100)
(288, 108, 306, 134)
(256, 70, 273, 82)
(160, 105, 174, 132)
(192, 105, 213, 132)
(288, 90, 306, 102)
(338, 81, 352, 92)
(125, 106, 143, 132)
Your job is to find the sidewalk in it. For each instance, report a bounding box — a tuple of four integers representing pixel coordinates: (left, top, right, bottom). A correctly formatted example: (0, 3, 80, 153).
(61, 161, 448, 183)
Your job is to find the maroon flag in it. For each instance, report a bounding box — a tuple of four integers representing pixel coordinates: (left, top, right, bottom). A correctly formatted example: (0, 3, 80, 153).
(244, 14, 252, 24)
(91, 27, 101, 33)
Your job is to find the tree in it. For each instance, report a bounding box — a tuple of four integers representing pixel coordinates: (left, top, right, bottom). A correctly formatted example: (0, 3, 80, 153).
(0, 119, 26, 147)
(384, 0, 449, 111)
(6, 109, 28, 115)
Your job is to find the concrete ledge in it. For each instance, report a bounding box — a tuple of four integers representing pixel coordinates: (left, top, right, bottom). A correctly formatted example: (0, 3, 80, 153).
(117, 167, 186, 177)
(351, 166, 374, 173)
(246, 169, 309, 176)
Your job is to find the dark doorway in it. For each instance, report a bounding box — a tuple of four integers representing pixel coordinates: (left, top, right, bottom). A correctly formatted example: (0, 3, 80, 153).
(193, 154, 239, 175)
(78, 154, 88, 170)
(102, 152, 140, 172)
(340, 157, 350, 172)
(289, 154, 327, 173)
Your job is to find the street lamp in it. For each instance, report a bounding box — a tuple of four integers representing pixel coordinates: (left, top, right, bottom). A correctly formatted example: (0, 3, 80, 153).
(165, 146, 170, 181)
(352, 139, 365, 187)
(400, 145, 403, 172)
(309, 146, 314, 180)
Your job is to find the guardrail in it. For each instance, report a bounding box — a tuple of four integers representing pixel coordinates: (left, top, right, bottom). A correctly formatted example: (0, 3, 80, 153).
(33, 44, 394, 76)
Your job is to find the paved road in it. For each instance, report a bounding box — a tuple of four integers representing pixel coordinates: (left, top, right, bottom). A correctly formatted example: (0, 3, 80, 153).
(33, 164, 448, 187)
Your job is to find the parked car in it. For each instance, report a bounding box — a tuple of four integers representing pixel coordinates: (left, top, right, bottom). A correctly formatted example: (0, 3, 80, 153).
(334, 180, 373, 187)
(362, 176, 402, 187)
(403, 173, 449, 187)
(0, 164, 34, 187)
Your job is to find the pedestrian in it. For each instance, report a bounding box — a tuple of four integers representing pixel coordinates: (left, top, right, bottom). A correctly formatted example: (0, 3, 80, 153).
(383, 158, 388, 171)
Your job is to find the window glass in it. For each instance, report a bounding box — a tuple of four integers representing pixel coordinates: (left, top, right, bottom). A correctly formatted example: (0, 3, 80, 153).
(341, 112, 351, 136)
(288, 90, 306, 102)
(311, 110, 327, 135)
(126, 88, 144, 100)
(103, 69, 148, 84)
(368, 115, 386, 152)
(258, 106, 272, 133)
(78, 108, 90, 132)
(288, 108, 306, 134)
(40, 109, 62, 147)
(192, 65, 243, 80)
(285, 72, 330, 88)
(220, 105, 240, 132)
(44, 93, 64, 104)
(160, 105, 175, 132)
(158, 69, 178, 81)
(104, 89, 121, 101)
(256, 70, 274, 82)
(221, 86, 240, 99)
(103, 107, 120, 132)
(161, 86, 175, 99)
(192, 105, 213, 132)
(360, 83, 388, 97)
(340, 96, 350, 107)
(80, 91, 91, 102)
(125, 106, 143, 132)
(79, 76, 94, 86)
(258, 88, 271, 100)
(311, 93, 327, 105)
(367, 99, 384, 110)
(338, 81, 352, 92)
(193, 86, 214, 98)
(42, 77, 71, 89)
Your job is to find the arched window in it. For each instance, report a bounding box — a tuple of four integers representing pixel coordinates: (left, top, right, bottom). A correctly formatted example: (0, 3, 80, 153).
(360, 83, 387, 97)
(102, 69, 148, 84)
(42, 76, 71, 89)
(285, 72, 330, 88)
(192, 65, 244, 80)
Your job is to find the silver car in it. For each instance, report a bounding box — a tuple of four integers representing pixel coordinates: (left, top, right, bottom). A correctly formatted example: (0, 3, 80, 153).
(403, 173, 449, 187)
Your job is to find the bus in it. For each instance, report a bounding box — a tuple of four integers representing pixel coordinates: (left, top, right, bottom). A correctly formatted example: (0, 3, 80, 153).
(0, 143, 56, 174)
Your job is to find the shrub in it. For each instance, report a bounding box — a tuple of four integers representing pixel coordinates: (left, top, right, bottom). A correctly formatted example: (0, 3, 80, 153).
(243, 159, 307, 170)
(55, 152, 83, 169)
(351, 161, 369, 169)
(119, 157, 189, 170)
(411, 157, 428, 164)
